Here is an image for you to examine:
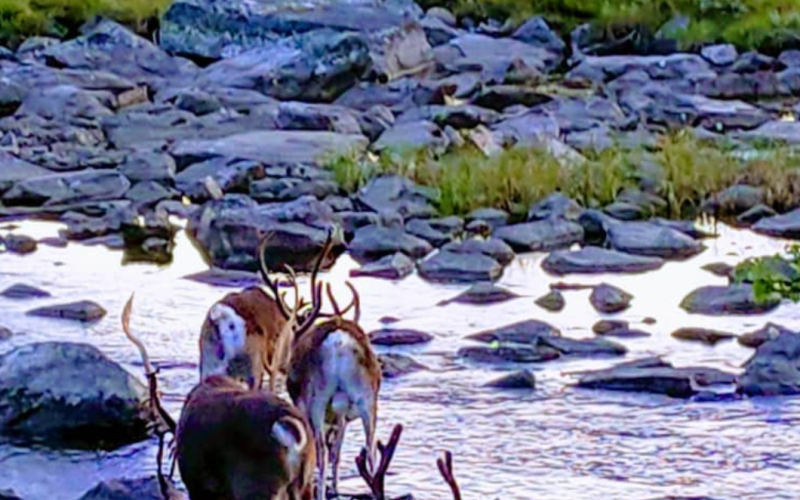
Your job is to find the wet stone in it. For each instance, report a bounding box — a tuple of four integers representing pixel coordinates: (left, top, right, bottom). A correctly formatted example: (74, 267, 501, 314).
(379, 353, 428, 379)
(542, 246, 664, 275)
(457, 345, 561, 364)
(593, 319, 629, 335)
(484, 370, 536, 390)
(589, 283, 633, 313)
(534, 290, 565, 312)
(0, 283, 51, 299)
(417, 251, 503, 283)
(701, 262, 735, 278)
(440, 238, 515, 265)
(26, 300, 107, 322)
(738, 323, 794, 348)
(680, 284, 779, 315)
(349, 252, 415, 280)
(0, 327, 12, 341)
(2, 234, 37, 254)
(671, 327, 736, 345)
(369, 329, 434, 346)
(466, 319, 561, 344)
(438, 282, 519, 306)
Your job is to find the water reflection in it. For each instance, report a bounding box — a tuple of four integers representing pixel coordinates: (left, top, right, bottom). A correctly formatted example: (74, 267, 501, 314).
(1, 219, 799, 500)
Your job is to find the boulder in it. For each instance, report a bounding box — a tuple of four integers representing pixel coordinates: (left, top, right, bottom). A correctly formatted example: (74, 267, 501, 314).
(466, 319, 560, 344)
(457, 345, 560, 364)
(176, 158, 264, 201)
(2, 170, 130, 207)
(373, 119, 448, 153)
(484, 370, 536, 390)
(437, 283, 518, 305)
(493, 219, 584, 252)
(354, 175, 437, 220)
(405, 218, 452, 247)
(576, 357, 737, 399)
(738, 323, 793, 348)
(589, 283, 633, 313)
(607, 221, 704, 259)
(77, 476, 181, 500)
(752, 207, 800, 239)
(186, 195, 344, 272)
(418, 251, 502, 283)
(738, 331, 800, 396)
(512, 16, 565, 57)
(440, 238, 515, 265)
(119, 152, 177, 184)
(0, 152, 53, 195)
(379, 353, 427, 379)
(567, 54, 713, 84)
(671, 327, 736, 345)
(542, 247, 664, 275)
(534, 290, 565, 312)
(0, 342, 148, 449)
(2, 234, 37, 254)
(26, 300, 107, 322)
(348, 225, 432, 261)
(680, 284, 780, 315)
(0, 284, 51, 299)
(369, 328, 433, 346)
(527, 193, 582, 221)
(349, 252, 415, 279)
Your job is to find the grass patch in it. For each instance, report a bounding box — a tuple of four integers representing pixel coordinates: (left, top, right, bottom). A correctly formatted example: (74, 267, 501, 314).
(0, 0, 172, 47)
(324, 130, 800, 218)
(420, 0, 800, 51)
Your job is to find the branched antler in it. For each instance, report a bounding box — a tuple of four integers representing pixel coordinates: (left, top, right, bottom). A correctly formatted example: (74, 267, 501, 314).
(356, 424, 403, 500)
(437, 451, 462, 500)
(122, 294, 178, 500)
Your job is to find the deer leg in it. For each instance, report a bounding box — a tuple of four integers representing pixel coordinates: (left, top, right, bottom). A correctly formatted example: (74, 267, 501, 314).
(306, 394, 330, 500)
(356, 395, 377, 473)
(328, 416, 347, 496)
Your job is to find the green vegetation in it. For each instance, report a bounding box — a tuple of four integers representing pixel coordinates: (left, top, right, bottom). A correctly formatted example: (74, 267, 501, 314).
(421, 0, 800, 51)
(0, 0, 171, 47)
(734, 244, 800, 303)
(324, 131, 800, 218)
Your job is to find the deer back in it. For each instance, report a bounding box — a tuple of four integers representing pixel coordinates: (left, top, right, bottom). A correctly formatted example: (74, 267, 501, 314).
(177, 375, 316, 500)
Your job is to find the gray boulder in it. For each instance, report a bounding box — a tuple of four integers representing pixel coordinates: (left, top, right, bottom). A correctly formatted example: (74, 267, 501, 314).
(369, 328, 433, 346)
(466, 319, 560, 344)
(0, 284, 51, 299)
(355, 175, 437, 219)
(589, 283, 633, 313)
(0, 152, 53, 195)
(485, 370, 536, 390)
(119, 152, 177, 184)
(607, 221, 704, 259)
(418, 251, 502, 283)
(542, 247, 664, 275)
(349, 252, 415, 279)
(437, 282, 517, 305)
(738, 331, 800, 396)
(493, 219, 584, 252)
(752, 207, 800, 239)
(680, 284, 780, 315)
(348, 225, 432, 261)
(0, 342, 148, 449)
(440, 238, 515, 265)
(176, 158, 264, 201)
(26, 300, 107, 322)
(379, 352, 427, 379)
(186, 195, 344, 272)
(2, 170, 130, 207)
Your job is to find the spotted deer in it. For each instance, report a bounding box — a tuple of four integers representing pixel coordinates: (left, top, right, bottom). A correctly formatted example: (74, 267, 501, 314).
(199, 230, 333, 391)
(286, 281, 382, 500)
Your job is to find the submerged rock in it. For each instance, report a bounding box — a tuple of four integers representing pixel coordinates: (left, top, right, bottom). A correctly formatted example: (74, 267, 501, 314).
(542, 246, 664, 275)
(484, 370, 536, 390)
(671, 327, 735, 345)
(738, 323, 794, 348)
(437, 282, 519, 305)
(738, 331, 800, 396)
(493, 218, 584, 252)
(349, 252, 415, 279)
(592, 319, 629, 335)
(369, 328, 433, 346)
(680, 284, 779, 315)
(576, 357, 737, 399)
(418, 251, 502, 283)
(534, 290, 565, 311)
(0, 342, 148, 449)
(379, 353, 427, 379)
(440, 238, 515, 265)
(26, 300, 107, 322)
(458, 345, 560, 364)
(466, 319, 560, 344)
(0, 284, 51, 299)
(589, 283, 633, 313)
(2, 234, 37, 255)
(349, 225, 433, 261)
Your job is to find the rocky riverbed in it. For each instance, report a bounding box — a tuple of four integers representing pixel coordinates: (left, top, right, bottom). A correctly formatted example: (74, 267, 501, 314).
(3, 0, 800, 498)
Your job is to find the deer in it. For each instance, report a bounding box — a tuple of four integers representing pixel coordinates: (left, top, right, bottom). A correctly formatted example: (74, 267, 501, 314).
(286, 280, 382, 500)
(198, 230, 334, 392)
(122, 294, 318, 500)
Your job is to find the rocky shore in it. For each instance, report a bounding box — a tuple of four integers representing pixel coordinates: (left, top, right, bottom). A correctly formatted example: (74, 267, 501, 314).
(2, 0, 800, 498)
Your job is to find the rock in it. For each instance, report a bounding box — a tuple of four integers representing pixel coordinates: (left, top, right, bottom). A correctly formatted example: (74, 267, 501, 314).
(466, 207, 509, 230)
(440, 238, 514, 266)
(527, 193, 582, 221)
(0, 284, 51, 299)
(438, 282, 518, 305)
(41, 19, 195, 90)
(355, 175, 437, 220)
(603, 201, 647, 220)
(576, 357, 737, 399)
(650, 218, 714, 240)
(737, 204, 777, 225)
(567, 54, 713, 84)
(277, 102, 362, 134)
(369, 328, 433, 346)
(2, 170, 131, 207)
(534, 290, 565, 312)
(119, 152, 177, 184)
(576, 209, 618, 245)
(418, 251, 502, 283)
(738, 323, 794, 348)
(170, 130, 368, 170)
(592, 319, 629, 335)
(0, 152, 53, 195)
(77, 476, 180, 500)
(125, 181, 175, 207)
(512, 16, 565, 57)
(427, 216, 463, 236)
(701, 44, 738, 66)
(358, 104, 396, 141)
(457, 345, 560, 364)
(0, 489, 23, 500)
(484, 370, 536, 390)
(543, 336, 626, 357)
(373, 119, 448, 153)
(0, 342, 147, 448)
(26, 300, 107, 322)
(701, 262, 735, 279)
(349, 225, 432, 261)
(466, 319, 560, 344)
(349, 252, 414, 280)
(0, 327, 12, 341)
(379, 353, 427, 379)
(176, 158, 264, 201)
(589, 283, 633, 313)
(596, 327, 651, 338)
(607, 221, 704, 259)
(434, 33, 559, 81)
(60, 205, 137, 241)
(752, 207, 800, 238)
(2, 234, 37, 254)
(738, 331, 800, 396)
(187, 195, 343, 272)
(470, 85, 550, 112)
(494, 219, 583, 253)
(671, 327, 736, 345)
(542, 247, 664, 275)
(405, 218, 451, 247)
(707, 185, 764, 215)
(680, 284, 779, 315)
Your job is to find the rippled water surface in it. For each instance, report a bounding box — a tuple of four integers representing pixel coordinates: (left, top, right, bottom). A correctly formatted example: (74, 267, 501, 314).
(1, 219, 800, 500)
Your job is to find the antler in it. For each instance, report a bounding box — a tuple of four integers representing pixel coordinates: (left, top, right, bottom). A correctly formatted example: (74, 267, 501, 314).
(437, 451, 462, 500)
(121, 294, 178, 500)
(320, 281, 361, 324)
(356, 424, 403, 500)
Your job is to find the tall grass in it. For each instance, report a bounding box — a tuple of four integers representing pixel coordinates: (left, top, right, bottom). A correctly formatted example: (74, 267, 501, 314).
(0, 0, 172, 46)
(325, 131, 800, 218)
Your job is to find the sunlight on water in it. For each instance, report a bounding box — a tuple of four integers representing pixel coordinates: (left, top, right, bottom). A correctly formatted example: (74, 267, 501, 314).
(1, 219, 800, 500)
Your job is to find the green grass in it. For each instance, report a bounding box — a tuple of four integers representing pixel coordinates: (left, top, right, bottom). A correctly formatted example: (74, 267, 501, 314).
(734, 244, 800, 304)
(0, 0, 172, 47)
(324, 130, 800, 218)
(421, 0, 800, 51)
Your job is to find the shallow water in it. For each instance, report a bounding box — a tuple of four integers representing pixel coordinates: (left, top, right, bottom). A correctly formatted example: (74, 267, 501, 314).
(1, 218, 800, 500)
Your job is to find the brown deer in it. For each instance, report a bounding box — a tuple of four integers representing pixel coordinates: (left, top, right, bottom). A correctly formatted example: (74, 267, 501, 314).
(199, 230, 333, 391)
(286, 281, 382, 500)
(122, 294, 318, 500)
